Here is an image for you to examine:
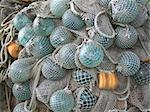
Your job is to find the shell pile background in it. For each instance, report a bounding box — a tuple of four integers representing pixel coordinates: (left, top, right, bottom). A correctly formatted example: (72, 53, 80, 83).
(0, 0, 150, 112)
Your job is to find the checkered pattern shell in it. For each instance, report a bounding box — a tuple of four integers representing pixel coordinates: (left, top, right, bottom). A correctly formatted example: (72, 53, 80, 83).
(78, 88, 97, 110)
(132, 61, 150, 85)
(111, 0, 138, 23)
(33, 17, 55, 36)
(18, 25, 35, 46)
(62, 9, 85, 30)
(72, 69, 94, 85)
(12, 81, 31, 101)
(8, 58, 35, 83)
(50, 26, 75, 48)
(13, 12, 32, 31)
(50, 90, 75, 112)
(13, 103, 26, 112)
(79, 42, 104, 68)
(99, 0, 111, 7)
(29, 36, 54, 58)
(42, 57, 67, 81)
(116, 51, 140, 76)
(115, 25, 138, 49)
(92, 32, 114, 49)
(50, 0, 70, 17)
(56, 43, 77, 69)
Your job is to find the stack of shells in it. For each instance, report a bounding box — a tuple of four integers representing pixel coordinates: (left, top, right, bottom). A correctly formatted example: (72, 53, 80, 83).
(0, 0, 149, 111)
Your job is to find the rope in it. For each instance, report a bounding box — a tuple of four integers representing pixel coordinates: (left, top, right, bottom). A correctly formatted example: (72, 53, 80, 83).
(5, 85, 11, 112)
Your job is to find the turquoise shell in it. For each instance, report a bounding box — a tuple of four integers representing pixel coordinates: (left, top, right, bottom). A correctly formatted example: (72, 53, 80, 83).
(132, 61, 150, 85)
(50, 26, 75, 48)
(99, 0, 111, 7)
(50, 0, 70, 17)
(13, 103, 26, 112)
(56, 43, 77, 69)
(92, 32, 114, 49)
(79, 42, 104, 68)
(8, 58, 35, 83)
(42, 57, 67, 81)
(72, 69, 94, 85)
(12, 81, 31, 101)
(18, 25, 35, 46)
(116, 51, 140, 76)
(50, 90, 75, 112)
(13, 12, 32, 31)
(77, 88, 97, 110)
(111, 0, 138, 23)
(33, 17, 55, 36)
(115, 25, 138, 49)
(62, 9, 85, 30)
(0, 84, 5, 101)
(29, 36, 54, 58)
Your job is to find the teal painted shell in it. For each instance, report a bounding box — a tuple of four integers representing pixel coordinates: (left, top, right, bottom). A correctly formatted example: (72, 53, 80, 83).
(33, 17, 55, 36)
(28, 36, 54, 58)
(130, 3, 148, 27)
(42, 57, 67, 81)
(132, 61, 150, 85)
(72, 69, 94, 85)
(115, 25, 138, 49)
(56, 43, 77, 69)
(116, 51, 140, 76)
(79, 41, 104, 68)
(50, 26, 75, 48)
(77, 88, 97, 110)
(0, 84, 5, 101)
(13, 12, 32, 31)
(99, 0, 111, 7)
(62, 9, 85, 30)
(8, 58, 35, 83)
(12, 81, 31, 101)
(92, 32, 114, 49)
(50, 90, 75, 112)
(18, 25, 35, 46)
(50, 0, 70, 17)
(13, 103, 26, 112)
(111, 0, 138, 23)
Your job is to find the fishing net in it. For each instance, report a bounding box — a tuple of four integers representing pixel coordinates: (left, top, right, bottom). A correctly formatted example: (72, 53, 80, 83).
(0, 0, 150, 111)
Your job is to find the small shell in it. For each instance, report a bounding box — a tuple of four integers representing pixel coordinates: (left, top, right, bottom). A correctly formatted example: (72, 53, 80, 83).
(99, 0, 111, 7)
(116, 51, 140, 76)
(7, 41, 22, 59)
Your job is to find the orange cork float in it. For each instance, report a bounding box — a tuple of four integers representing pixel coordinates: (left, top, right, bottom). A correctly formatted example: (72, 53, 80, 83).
(98, 71, 119, 90)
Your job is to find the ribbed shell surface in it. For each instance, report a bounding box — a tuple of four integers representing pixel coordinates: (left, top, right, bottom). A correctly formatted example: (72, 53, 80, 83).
(62, 9, 85, 30)
(50, 0, 70, 17)
(13, 12, 32, 31)
(50, 90, 75, 112)
(42, 57, 67, 81)
(56, 43, 77, 69)
(79, 42, 104, 68)
(50, 26, 75, 48)
(115, 25, 138, 49)
(116, 51, 140, 76)
(13, 103, 26, 112)
(111, 0, 138, 23)
(99, 0, 111, 7)
(33, 17, 55, 36)
(12, 81, 31, 101)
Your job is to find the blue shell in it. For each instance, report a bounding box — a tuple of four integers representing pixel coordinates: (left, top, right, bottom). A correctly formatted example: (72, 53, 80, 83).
(56, 43, 77, 69)
(92, 32, 114, 49)
(29, 36, 54, 58)
(50, 26, 75, 48)
(77, 88, 97, 110)
(33, 17, 55, 36)
(12, 81, 31, 101)
(99, 0, 111, 7)
(116, 51, 140, 76)
(111, 0, 138, 23)
(79, 42, 104, 68)
(72, 69, 94, 85)
(50, 0, 70, 17)
(13, 12, 32, 31)
(18, 25, 35, 46)
(115, 25, 138, 49)
(0, 84, 5, 101)
(13, 103, 25, 112)
(42, 57, 67, 81)
(8, 58, 35, 83)
(132, 61, 150, 85)
(50, 90, 75, 112)
(62, 9, 85, 30)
